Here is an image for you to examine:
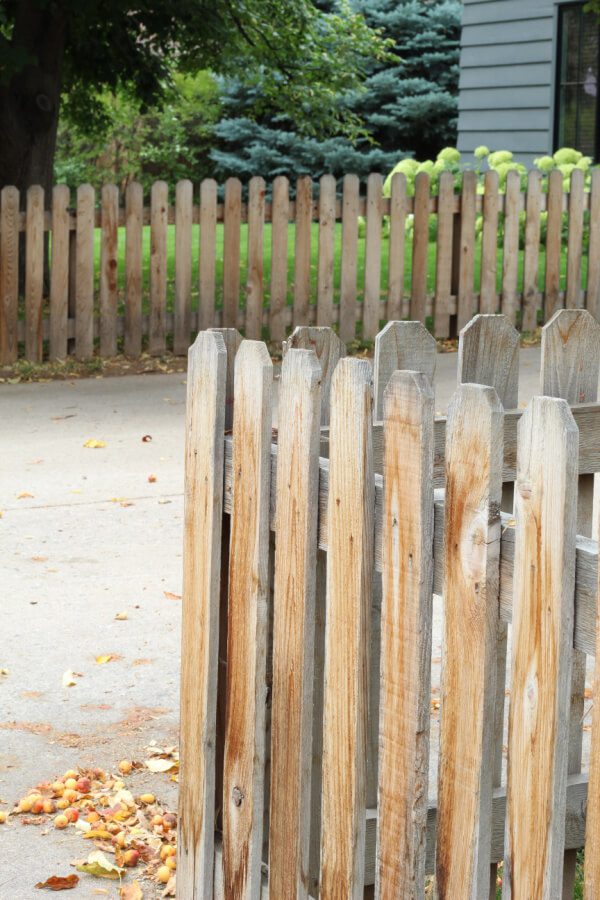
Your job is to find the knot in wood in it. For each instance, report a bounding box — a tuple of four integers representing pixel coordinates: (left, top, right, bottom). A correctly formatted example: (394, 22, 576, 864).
(232, 786, 244, 807)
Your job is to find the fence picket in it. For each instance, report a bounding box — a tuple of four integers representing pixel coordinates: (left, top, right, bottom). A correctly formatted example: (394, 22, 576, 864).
(223, 178, 242, 329)
(364, 173, 384, 339)
(544, 169, 563, 320)
(283, 325, 345, 427)
(522, 171, 542, 332)
(75, 184, 95, 359)
(339, 173, 359, 343)
(566, 169, 585, 309)
(376, 370, 434, 897)
(319, 358, 374, 897)
(178, 331, 227, 897)
(501, 171, 521, 326)
(436, 383, 503, 898)
(587, 169, 600, 323)
(373, 320, 436, 422)
(149, 180, 168, 355)
(49, 185, 70, 360)
(0, 186, 19, 365)
(24, 185, 44, 362)
(457, 170, 477, 331)
(99, 183, 119, 358)
(541, 308, 600, 895)
(174, 179, 193, 355)
(199, 179, 218, 332)
(317, 175, 336, 328)
(411, 173, 430, 323)
(245, 176, 266, 340)
(269, 176, 289, 343)
(387, 173, 407, 322)
(268, 349, 322, 898)
(124, 181, 143, 358)
(584, 503, 600, 895)
(434, 171, 454, 337)
(222, 341, 272, 897)
(294, 176, 313, 324)
(457, 313, 519, 899)
(504, 396, 578, 898)
(480, 170, 499, 315)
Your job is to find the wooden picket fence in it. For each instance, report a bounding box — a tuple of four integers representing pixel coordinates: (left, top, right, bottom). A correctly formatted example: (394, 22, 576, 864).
(2, 169, 600, 365)
(177, 309, 600, 897)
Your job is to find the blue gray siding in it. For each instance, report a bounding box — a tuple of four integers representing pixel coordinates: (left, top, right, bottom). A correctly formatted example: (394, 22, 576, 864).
(457, 0, 557, 166)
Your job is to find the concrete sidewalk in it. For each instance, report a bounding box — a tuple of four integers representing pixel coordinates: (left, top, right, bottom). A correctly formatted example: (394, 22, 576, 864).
(0, 348, 544, 898)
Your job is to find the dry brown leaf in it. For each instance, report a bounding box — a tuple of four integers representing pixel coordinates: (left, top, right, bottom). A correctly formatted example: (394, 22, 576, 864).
(35, 874, 79, 891)
(120, 882, 143, 900)
(163, 591, 181, 601)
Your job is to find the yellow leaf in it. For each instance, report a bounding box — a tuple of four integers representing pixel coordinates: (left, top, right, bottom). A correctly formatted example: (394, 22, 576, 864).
(0, 668, 8, 676)
(114, 612, 128, 621)
(84, 829, 113, 840)
(76, 850, 125, 879)
(95, 655, 114, 665)
(145, 757, 178, 774)
(62, 669, 77, 688)
(83, 440, 106, 449)
(17, 491, 34, 499)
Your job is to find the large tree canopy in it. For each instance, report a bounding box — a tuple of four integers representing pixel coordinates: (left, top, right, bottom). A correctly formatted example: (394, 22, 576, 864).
(0, 0, 388, 194)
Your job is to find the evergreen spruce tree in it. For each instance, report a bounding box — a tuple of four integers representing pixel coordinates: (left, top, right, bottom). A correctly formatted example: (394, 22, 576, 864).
(211, 0, 461, 184)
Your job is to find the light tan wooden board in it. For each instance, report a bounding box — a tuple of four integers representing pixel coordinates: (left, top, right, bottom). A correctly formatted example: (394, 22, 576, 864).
(75, 184, 95, 359)
(376, 372, 434, 898)
(283, 326, 345, 427)
(222, 178, 242, 329)
(316, 175, 336, 328)
(178, 331, 227, 898)
(293, 177, 313, 325)
(174, 179, 193, 355)
(479, 170, 499, 316)
(99, 184, 119, 358)
(387, 173, 407, 323)
(504, 397, 578, 899)
(410, 173, 429, 323)
(339, 173, 359, 343)
(245, 177, 266, 340)
(268, 349, 322, 898)
(373, 320, 436, 422)
(363, 173, 384, 339)
(24, 185, 44, 362)
(319, 358, 374, 898)
(49, 185, 70, 360)
(587, 169, 600, 325)
(269, 176, 289, 343)
(435, 385, 503, 899)
(457, 170, 477, 331)
(434, 171, 455, 337)
(199, 179, 218, 332)
(124, 182, 143, 358)
(149, 180, 168, 355)
(222, 341, 272, 898)
(522, 171, 542, 332)
(566, 169, 585, 309)
(501, 171, 521, 326)
(544, 169, 563, 320)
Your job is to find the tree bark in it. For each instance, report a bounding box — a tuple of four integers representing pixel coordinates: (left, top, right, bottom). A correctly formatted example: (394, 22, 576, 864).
(0, 1, 66, 201)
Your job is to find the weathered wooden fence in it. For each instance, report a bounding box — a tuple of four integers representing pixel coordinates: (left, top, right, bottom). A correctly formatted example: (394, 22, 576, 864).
(2, 170, 600, 365)
(177, 308, 600, 897)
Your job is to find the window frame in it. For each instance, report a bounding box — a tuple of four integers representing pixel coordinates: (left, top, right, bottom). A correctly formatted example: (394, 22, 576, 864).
(554, 1, 600, 160)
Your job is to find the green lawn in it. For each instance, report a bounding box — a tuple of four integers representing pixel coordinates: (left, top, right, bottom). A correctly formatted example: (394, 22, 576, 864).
(92, 222, 579, 329)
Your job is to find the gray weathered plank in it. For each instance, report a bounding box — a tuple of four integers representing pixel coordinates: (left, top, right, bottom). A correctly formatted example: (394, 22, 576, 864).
(283, 326, 346, 427)
(373, 320, 436, 422)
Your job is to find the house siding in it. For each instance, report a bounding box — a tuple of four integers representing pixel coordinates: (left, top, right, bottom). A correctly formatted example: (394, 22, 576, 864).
(457, 0, 557, 166)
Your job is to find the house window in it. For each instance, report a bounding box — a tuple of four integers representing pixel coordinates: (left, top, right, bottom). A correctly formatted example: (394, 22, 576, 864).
(556, 3, 600, 158)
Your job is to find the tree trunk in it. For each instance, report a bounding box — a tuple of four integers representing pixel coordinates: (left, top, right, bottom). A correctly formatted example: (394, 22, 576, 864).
(0, 1, 66, 201)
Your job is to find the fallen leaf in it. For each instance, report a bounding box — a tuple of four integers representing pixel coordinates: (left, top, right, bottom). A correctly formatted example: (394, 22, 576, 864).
(83, 440, 106, 449)
(62, 670, 77, 688)
(75, 850, 125, 879)
(120, 502, 134, 508)
(114, 612, 128, 621)
(31, 556, 48, 562)
(147, 474, 157, 483)
(0, 668, 8, 676)
(162, 874, 176, 897)
(35, 874, 79, 891)
(95, 654, 121, 665)
(141, 435, 152, 443)
(145, 757, 178, 774)
(17, 491, 34, 499)
(157, 499, 171, 505)
(83, 829, 113, 840)
(120, 882, 143, 900)
(163, 591, 181, 601)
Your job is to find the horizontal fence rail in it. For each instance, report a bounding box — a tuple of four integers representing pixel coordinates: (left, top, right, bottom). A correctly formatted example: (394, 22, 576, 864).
(2, 170, 600, 365)
(178, 309, 600, 897)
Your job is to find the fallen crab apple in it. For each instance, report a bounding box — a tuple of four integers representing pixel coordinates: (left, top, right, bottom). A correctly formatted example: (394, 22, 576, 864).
(14, 765, 178, 888)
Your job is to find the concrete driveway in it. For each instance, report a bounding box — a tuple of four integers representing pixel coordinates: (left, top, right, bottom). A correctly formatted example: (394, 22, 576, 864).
(0, 348, 543, 898)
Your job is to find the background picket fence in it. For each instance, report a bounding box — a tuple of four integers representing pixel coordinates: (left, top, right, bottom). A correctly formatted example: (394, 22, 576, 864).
(177, 309, 600, 898)
(2, 169, 600, 365)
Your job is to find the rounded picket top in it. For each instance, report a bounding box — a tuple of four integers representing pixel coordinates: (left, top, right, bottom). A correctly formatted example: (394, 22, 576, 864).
(541, 309, 600, 403)
(373, 320, 436, 422)
(458, 314, 520, 408)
